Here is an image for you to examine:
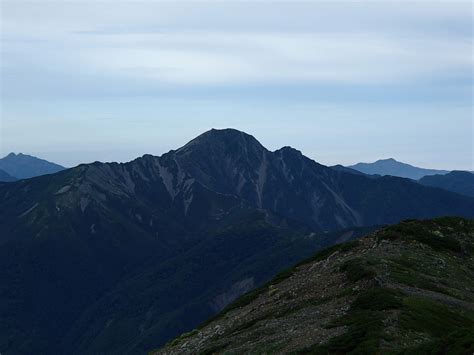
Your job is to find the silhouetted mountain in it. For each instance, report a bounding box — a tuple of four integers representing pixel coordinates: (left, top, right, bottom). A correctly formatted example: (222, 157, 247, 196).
(330, 164, 379, 178)
(0, 152, 65, 179)
(1, 129, 473, 354)
(348, 158, 449, 180)
(419, 171, 474, 197)
(0, 168, 16, 182)
(330, 164, 366, 175)
(157, 218, 474, 354)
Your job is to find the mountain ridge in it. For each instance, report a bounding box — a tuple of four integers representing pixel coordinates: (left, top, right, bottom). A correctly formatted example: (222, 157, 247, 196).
(348, 158, 450, 180)
(1, 128, 474, 354)
(0, 152, 65, 179)
(419, 170, 474, 198)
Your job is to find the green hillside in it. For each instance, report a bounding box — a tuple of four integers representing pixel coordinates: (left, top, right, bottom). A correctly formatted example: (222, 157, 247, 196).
(156, 217, 474, 354)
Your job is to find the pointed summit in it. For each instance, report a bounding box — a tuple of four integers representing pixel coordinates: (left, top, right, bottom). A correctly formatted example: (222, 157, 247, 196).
(179, 128, 265, 153)
(175, 129, 268, 167)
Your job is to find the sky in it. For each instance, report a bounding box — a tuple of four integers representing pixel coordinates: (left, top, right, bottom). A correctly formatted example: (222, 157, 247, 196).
(0, 0, 472, 170)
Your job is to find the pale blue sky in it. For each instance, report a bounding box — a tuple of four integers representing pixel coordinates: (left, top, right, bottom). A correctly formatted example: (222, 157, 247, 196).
(1, 0, 472, 169)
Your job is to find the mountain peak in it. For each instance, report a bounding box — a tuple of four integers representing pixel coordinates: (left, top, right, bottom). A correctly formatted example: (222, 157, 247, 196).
(275, 146, 303, 158)
(378, 158, 398, 163)
(177, 128, 266, 155)
(4, 152, 37, 160)
(195, 128, 260, 144)
(0, 152, 65, 179)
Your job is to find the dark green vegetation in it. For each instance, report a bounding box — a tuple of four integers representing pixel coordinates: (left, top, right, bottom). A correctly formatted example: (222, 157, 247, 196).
(0, 152, 65, 179)
(340, 257, 376, 282)
(420, 171, 474, 198)
(1, 129, 474, 354)
(157, 218, 474, 354)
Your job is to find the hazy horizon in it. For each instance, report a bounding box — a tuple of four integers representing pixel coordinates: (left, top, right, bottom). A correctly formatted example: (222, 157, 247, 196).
(1, 0, 472, 170)
(0, 127, 470, 172)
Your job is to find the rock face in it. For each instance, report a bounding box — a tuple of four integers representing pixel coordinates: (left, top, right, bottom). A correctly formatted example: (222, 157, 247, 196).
(1, 129, 474, 354)
(419, 171, 474, 198)
(156, 218, 474, 354)
(348, 158, 449, 180)
(0, 152, 65, 179)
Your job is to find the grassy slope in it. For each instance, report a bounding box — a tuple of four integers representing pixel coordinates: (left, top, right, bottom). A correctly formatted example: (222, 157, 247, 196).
(155, 217, 474, 354)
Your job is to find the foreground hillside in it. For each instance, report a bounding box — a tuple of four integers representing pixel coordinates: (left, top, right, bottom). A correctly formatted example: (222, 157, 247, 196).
(157, 218, 474, 354)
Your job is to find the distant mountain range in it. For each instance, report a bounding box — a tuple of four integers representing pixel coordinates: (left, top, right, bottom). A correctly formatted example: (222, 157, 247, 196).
(156, 217, 474, 354)
(344, 159, 474, 197)
(347, 158, 450, 180)
(0, 152, 65, 180)
(419, 171, 474, 198)
(1, 129, 473, 354)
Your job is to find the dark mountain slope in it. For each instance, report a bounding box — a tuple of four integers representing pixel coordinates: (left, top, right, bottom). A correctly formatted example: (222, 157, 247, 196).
(1, 129, 474, 354)
(348, 158, 449, 179)
(0, 157, 255, 354)
(162, 129, 474, 231)
(4, 129, 467, 238)
(1, 200, 370, 354)
(0, 152, 65, 179)
(0, 155, 370, 353)
(334, 172, 474, 226)
(157, 217, 474, 354)
(0, 168, 16, 182)
(60, 213, 316, 354)
(330, 164, 372, 177)
(419, 171, 474, 198)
